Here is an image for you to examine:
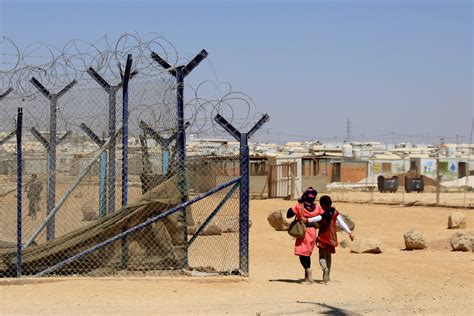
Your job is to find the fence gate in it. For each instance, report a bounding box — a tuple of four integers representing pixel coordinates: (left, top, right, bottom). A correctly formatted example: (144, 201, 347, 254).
(268, 162, 297, 199)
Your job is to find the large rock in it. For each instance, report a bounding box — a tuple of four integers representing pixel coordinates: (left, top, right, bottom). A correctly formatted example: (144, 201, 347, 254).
(337, 212, 355, 232)
(200, 224, 223, 236)
(450, 231, 474, 252)
(83, 210, 99, 221)
(188, 223, 223, 236)
(267, 210, 291, 231)
(81, 203, 99, 221)
(404, 228, 426, 250)
(448, 212, 466, 229)
(0, 241, 16, 249)
(350, 238, 383, 254)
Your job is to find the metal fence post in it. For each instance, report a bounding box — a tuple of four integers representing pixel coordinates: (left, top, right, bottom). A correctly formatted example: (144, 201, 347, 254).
(139, 120, 190, 175)
(87, 67, 137, 215)
(79, 123, 107, 217)
(239, 132, 250, 273)
(98, 153, 107, 217)
(151, 49, 208, 268)
(108, 87, 117, 215)
(121, 54, 133, 208)
(29, 78, 76, 241)
(436, 158, 440, 205)
(16, 107, 23, 277)
(120, 54, 133, 269)
(48, 94, 58, 240)
(0, 130, 16, 146)
(0, 87, 13, 100)
(214, 113, 269, 274)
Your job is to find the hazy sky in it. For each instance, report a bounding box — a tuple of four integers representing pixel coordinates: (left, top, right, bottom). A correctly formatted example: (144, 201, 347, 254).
(1, 0, 472, 144)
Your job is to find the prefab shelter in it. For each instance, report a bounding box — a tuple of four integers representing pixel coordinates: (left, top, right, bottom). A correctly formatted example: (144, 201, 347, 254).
(267, 154, 302, 199)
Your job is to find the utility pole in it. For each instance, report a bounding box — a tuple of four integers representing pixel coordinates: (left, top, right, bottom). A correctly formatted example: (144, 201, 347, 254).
(345, 118, 351, 143)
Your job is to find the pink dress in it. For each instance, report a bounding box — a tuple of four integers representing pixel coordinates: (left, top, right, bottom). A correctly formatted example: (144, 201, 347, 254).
(292, 204, 324, 256)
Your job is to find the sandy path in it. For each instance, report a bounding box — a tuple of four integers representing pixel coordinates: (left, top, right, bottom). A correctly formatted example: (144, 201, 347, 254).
(1, 199, 473, 315)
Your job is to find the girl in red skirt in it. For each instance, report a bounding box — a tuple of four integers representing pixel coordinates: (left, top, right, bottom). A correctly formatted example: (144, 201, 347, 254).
(302, 195, 354, 283)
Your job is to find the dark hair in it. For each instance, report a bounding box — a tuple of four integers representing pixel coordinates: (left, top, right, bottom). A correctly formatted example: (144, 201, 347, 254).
(319, 195, 332, 207)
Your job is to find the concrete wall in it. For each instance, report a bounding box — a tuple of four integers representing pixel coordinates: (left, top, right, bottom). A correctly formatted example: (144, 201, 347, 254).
(302, 175, 327, 193)
(249, 175, 267, 197)
(341, 161, 368, 183)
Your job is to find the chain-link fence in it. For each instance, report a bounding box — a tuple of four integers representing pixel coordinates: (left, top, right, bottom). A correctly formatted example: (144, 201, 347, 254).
(0, 34, 267, 277)
(326, 156, 474, 208)
(251, 150, 473, 208)
(295, 154, 474, 208)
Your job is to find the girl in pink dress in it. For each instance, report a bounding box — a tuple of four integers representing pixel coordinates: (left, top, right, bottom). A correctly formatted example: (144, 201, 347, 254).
(286, 187, 323, 283)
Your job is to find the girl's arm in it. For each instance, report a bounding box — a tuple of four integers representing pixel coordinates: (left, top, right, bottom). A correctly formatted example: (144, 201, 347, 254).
(336, 215, 355, 240)
(306, 215, 322, 223)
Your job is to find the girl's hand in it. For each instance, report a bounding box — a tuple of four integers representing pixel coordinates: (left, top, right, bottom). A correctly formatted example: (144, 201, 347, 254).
(301, 216, 308, 223)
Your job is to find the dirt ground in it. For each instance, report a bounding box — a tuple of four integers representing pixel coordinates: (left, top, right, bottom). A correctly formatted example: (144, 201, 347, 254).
(1, 199, 473, 315)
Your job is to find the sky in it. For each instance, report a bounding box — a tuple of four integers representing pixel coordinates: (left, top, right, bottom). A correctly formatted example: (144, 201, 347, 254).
(0, 0, 472, 144)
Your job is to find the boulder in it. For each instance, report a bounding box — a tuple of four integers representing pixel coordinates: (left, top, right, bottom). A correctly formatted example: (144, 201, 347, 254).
(220, 218, 251, 233)
(404, 228, 427, 250)
(450, 231, 474, 252)
(337, 212, 355, 232)
(448, 212, 466, 229)
(128, 240, 146, 257)
(267, 210, 291, 231)
(350, 238, 382, 254)
(187, 225, 197, 235)
(200, 224, 222, 236)
(81, 202, 99, 221)
(82, 210, 99, 221)
(0, 241, 16, 249)
(188, 223, 223, 236)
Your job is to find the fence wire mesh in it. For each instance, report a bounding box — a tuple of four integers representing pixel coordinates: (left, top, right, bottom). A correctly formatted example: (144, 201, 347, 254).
(325, 156, 474, 207)
(258, 153, 473, 208)
(0, 33, 260, 277)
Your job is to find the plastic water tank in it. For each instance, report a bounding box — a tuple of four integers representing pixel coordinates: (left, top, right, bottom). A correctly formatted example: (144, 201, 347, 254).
(353, 148, 361, 159)
(342, 143, 353, 157)
(446, 145, 456, 158)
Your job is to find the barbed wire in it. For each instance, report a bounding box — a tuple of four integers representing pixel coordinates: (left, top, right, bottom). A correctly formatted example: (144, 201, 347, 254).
(0, 33, 260, 135)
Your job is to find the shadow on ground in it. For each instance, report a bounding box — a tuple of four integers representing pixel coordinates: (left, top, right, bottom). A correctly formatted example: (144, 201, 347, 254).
(295, 301, 361, 315)
(269, 278, 326, 285)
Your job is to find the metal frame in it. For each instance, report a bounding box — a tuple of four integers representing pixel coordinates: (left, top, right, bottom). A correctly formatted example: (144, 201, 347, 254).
(23, 129, 122, 249)
(86, 66, 137, 215)
(16, 107, 23, 277)
(34, 176, 241, 277)
(150, 49, 208, 267)
(0, 130, 16, 146)
(139, 120, 190, 174)
(30, 77, 77, 241)
(0, 87, 13, 100)
(214, 113, 270, 274)
(79, 123, 107, 217)
(119, 54, 133, 269)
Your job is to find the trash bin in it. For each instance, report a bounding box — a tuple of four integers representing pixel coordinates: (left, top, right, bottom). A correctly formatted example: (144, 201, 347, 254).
(405, 176, 424, 193)
(377, 175, 399, 193)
